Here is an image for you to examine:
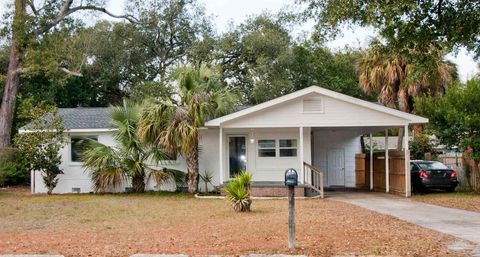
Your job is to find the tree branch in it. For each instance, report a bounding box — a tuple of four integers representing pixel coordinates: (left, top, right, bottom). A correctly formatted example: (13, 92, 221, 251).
(35, 1, 137, 36)
(60, 67, 83, 77)
(26, 0, 38, 15)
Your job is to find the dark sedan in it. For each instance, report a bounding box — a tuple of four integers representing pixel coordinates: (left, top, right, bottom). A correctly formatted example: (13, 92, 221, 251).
(410, 161, 458, 193)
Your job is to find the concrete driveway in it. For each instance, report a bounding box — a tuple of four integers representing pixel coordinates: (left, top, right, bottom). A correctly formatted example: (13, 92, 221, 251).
(328, 192, 480, 245)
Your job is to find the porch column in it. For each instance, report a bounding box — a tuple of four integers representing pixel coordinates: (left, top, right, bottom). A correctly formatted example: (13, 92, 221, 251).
(219, 126, 224, 184)
(299, 126, 304, 184)
(385, 130, 390, 193)
(369, 134, 373, 191)
(404, 124, 411, 197)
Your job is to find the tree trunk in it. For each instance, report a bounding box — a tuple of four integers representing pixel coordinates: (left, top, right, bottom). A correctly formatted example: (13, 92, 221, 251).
(131, 174, 145, 193)
(0, 38, 21, 150)
(412, 124, 423, 137)
(186, 145, 199, 193)
(396, 127, 403, 151)
(0, 0, 26, 150)
(474, 160, 479, 192)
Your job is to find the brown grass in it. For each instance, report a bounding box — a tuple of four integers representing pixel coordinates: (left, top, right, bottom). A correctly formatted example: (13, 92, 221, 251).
(0, 188, 467, 257)
(412, 191, 480, 213)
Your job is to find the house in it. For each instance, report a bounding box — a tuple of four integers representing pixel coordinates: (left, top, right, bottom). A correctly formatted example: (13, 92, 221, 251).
(20, 86, 428, 196)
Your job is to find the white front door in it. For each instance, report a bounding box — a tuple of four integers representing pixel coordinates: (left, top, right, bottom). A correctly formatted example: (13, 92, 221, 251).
(327, 148, 345, 186)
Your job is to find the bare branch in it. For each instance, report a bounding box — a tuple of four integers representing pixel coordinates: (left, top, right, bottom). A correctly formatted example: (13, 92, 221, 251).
(26, 0, 39, 15)
(60, 67, 83, 77)
(35, 1, 137, 36)
(66, 5, 138, 23)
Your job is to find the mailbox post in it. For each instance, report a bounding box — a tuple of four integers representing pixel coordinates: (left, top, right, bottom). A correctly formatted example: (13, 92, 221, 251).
(284, 168, 298, 249)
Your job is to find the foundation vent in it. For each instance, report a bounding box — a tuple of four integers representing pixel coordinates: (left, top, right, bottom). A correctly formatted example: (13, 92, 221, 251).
(303, 97, 324, 113)
(72, 188, 81, 193)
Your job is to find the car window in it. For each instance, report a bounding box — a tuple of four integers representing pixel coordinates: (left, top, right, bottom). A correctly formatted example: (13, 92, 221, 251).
(417, 162, 449, 170)
(410, 163, 419, 171)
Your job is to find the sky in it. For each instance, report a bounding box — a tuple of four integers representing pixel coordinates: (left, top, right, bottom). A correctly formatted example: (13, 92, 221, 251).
(1, 0, 478, 81)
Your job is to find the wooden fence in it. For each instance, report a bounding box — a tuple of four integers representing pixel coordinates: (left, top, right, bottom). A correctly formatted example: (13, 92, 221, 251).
(356, 151, 406, 195)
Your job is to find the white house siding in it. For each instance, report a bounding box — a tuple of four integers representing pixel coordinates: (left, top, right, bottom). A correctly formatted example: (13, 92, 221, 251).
(197, 128, 220, 191)
(33, 132, 114, 194)
(220, 93, 408, 128)
(32, 130, 221, 194)
(312, 128, 363, 187)
(219, 127, 311, 183)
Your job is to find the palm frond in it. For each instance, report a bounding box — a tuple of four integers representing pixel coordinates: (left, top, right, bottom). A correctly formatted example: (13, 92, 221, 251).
(148, 168, 186, 187)
(81, 140, 126, 192)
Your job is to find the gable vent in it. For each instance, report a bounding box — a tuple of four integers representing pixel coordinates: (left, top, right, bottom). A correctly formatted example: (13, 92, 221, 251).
(303, 97, 324, 113)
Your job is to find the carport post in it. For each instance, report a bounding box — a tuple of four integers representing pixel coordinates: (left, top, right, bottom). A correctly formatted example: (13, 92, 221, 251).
(369, 134, 373, 191)
(404, 124, 411, 197)
(219, 126, 223, 184)
(299, 126, 304, 184)
(385, 130, 390, 193)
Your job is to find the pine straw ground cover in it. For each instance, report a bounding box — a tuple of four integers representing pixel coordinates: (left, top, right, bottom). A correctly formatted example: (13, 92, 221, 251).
(412, 191, 480, 213)
(0, 188, 467, 257)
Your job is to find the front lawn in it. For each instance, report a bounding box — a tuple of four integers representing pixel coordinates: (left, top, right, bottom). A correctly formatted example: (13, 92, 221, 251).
(0, 188, 467, 257)
(412, 191, 480, 213)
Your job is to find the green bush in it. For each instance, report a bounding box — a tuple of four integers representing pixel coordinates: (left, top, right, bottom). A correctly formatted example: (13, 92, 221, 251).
(0, 160, 28, 187)
(225, 171, 253, 212)
(410, 133, 435, 160)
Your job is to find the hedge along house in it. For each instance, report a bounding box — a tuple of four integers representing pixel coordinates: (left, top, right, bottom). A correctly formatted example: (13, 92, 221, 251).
(22, 86, 427, 197)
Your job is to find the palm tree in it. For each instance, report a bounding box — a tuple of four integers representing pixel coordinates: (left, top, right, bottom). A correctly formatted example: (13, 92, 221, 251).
(357, 41, 457, 148)
(81, 100, 183, 193)
(138, 66, 238, 193)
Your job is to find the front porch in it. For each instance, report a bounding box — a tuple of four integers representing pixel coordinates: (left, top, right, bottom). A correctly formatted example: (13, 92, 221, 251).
(217, 125, 412, 197)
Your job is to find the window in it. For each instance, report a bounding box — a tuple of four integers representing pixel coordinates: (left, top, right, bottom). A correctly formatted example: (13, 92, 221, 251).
(417, 162, 449, 170)
(279, 139, 297, 157)
(257, 139, 298, 157)
(71, 136, 97, 162)
(258, 139, 276, 157)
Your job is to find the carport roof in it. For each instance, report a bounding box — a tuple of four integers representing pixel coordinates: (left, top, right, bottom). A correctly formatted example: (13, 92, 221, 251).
(205, 86, 428, 127)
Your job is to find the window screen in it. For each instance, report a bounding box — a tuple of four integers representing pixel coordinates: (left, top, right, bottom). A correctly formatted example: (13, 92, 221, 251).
(258, 139, 276, 157)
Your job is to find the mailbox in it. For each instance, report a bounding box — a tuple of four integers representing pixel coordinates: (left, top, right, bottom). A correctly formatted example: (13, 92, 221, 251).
(284, 168, 298, 187)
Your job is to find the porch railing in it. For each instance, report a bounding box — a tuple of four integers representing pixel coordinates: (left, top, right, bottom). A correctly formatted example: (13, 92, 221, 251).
(303, 162, 324, 199)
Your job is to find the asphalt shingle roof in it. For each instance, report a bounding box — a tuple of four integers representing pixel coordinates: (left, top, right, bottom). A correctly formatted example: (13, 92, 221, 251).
(21, 107, 111, 131)
(57, 108, 111, 130)
(21, 105, 252, 131)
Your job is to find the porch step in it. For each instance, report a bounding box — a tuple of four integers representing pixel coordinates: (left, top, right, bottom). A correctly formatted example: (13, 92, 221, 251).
(305, 187, 320, 197)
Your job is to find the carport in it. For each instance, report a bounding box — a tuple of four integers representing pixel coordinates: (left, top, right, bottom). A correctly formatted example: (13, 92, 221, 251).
(206, 86, 428, 197)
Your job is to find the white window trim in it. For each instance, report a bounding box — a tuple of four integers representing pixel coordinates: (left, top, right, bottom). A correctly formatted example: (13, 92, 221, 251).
(70, 135, 98, 165)
(257, 139, 298, 158)
(279, 139, 298, 157)
(258, 139, 277, 158)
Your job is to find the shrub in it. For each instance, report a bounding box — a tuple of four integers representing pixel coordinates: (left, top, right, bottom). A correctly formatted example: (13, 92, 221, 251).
(225, 171, 253, 212)
(410, 133, 435, 160)
(199, 170, 214, 193)
(0, 161, 28, 187)
(0, 149, 29, 187)
(14, 105, 65, 194)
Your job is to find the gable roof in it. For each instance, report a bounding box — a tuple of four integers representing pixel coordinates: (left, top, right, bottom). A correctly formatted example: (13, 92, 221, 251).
(206, 86, 428, 127)
(20, 107, 112, 132)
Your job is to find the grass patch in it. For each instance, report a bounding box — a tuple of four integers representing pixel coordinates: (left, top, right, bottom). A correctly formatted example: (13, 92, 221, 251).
(412, 191, 480, 212)
(0, 187, 468, 257)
